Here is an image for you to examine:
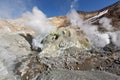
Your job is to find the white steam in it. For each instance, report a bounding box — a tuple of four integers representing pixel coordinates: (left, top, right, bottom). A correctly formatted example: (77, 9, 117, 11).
(99, 17, 113, 31)
(23, 7, 56, 49)
(67, 9, 83, 26)
(67, 9, 112, 48)
(109, 31, 120, 47)
(22, 0, 120, 50)
(70, 0, 78, 9)
(67, 8, 120, 49)
(23, 7, 55, 35)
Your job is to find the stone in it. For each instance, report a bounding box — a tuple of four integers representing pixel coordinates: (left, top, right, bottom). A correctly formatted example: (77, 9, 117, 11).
(14, 54, 48, 80)
(0, 33, 31, 55)
(39, 27, 91, 58)
(40, 69, 120, 80)
(0, 33, 32, 80)
(0, 33, 31, 56)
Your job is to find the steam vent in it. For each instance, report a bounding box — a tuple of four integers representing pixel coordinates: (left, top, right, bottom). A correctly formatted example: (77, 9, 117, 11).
(0, 1, 120, 80)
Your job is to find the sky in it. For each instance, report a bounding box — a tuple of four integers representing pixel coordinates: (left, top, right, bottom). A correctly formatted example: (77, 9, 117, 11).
(0, 0, 119, 19)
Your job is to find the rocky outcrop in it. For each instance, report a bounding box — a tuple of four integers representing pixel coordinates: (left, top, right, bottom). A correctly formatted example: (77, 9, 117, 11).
(40, 27, 90, 58)
(13, 26, 120, 80)
(0, 33, 31, 56)
(0, 32, 32, 80)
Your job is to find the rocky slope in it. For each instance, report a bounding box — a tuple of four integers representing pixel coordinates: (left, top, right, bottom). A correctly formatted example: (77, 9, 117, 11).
(0, 1, 120, 80)
(78, 1, 120, 30)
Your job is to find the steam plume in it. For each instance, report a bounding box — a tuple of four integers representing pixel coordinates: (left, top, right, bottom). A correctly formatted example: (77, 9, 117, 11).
(23, 7, 56, 49)
(67, 9, 111, 48)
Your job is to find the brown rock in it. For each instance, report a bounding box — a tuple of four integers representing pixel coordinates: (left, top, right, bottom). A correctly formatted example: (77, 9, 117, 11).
(48, 16, 70, 28)
(0, 18, 34, 35)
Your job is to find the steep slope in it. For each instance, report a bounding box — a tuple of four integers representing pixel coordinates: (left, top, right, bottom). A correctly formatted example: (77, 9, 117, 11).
(78, 1, 120, 29)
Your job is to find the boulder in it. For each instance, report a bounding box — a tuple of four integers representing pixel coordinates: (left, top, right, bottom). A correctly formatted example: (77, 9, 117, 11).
(39, 27, 90, 58)
(0, 33, 32, 80)
(0, 33, 31, 56)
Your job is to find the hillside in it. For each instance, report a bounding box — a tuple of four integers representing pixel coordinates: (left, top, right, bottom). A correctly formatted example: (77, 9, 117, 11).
(0, 1, 120, 80)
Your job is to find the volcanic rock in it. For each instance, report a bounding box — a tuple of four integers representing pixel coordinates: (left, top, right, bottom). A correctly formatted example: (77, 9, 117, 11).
(40, 69, 120, 80)
(0, 33, 32, 80)
(0, 33, 31, 56)
(39, 27, 90, 58)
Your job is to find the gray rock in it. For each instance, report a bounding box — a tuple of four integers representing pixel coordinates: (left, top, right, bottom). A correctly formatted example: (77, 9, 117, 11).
(0, 33, 31, 56)
(0, 33, 31, 80)
(40, 69, 120, 80)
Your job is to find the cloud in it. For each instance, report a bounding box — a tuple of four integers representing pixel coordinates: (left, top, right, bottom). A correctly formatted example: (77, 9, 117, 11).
(0, 0, 34, 19)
